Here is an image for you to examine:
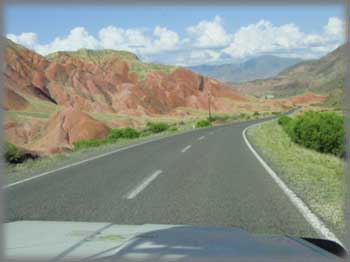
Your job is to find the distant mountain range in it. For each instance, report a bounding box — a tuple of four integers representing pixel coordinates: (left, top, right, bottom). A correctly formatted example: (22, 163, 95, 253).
(235, 44, 346, 108)
(189, 55, 303, 83)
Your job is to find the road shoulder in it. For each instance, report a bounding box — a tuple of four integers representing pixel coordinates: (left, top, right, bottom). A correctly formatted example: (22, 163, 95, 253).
(245, 120, 344, 242)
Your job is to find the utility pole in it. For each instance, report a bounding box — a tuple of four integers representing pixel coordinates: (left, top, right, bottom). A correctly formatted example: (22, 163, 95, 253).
(208, 87, 212, 120)
(199, 76, 212, 120)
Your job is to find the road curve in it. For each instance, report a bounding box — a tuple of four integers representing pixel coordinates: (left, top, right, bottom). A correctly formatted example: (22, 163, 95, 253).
(5, 115, 319, 238)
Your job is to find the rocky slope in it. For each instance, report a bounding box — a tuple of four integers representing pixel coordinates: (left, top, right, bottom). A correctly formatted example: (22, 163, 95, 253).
(2, 37, 293, 155)
(236, 44, 346, 106)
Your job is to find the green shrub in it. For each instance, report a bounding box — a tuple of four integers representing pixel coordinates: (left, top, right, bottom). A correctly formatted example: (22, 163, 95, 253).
(169, 126, 178, 132)
(278, 115, 292, 127)
(253, 112, 260, 117)
(278, 116, 295, 137)
(107, 127, 140, 142)
(119, 127, 140, 139)
(140, 129, 152, 137)
(4, 142, 25, 164)
(147, 122, 169, 133)
(273, 111, 282, 116)
(195, 119, 212, 128)
(106, 129, 124, 142)
(73, 139, 107, 150)
(239, 113, 246, 119)
(208, 115, 230, 123)
(178, 121, 185, 126)
(278, 111, 345, 157)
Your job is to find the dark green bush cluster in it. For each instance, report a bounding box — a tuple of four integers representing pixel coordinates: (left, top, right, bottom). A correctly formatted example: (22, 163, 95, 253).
(73, 139, 107, 150)
(74, 127, 140, 150)
(273, 111, 282, 116)
(253, 112, 260, 116)
(74, 122, 178, 151)
(146, 122, 169, 133)
(4, 142, 37, 164)
(4, 142, 25, 164)
(278, 111, 345, 157)
(107, 127, 140, 142)
(195, 119, 212, 128)
(169, 126, 178, 132)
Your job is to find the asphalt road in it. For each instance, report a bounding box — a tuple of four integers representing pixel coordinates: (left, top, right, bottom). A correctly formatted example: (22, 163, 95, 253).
(5, 116, 319, 238)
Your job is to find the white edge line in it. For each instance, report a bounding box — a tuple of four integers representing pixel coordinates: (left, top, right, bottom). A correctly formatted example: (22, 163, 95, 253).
(181, 145, 192, 153)
(242, 122, 343, 246)
(124, 170, 162, 199)
(4, 127, 217, 189)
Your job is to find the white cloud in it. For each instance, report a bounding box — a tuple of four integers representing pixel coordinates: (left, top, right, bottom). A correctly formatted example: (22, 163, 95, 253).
(223, 17, 344, 59)
(35, 27, 99, 55)
(324, 16, 344, 38)
(223, 20, 306, 58)
(186, 16, 231, 48)
(7, 32, 38, 49)
(6, 16, 345, 65)
(98, 26, 125, 49)
(152, 26, 179, 52)
(98, 26, 151, 54)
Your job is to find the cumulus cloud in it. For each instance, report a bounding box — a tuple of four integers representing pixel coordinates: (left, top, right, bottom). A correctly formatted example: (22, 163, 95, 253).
(152, 26, 180, 52)
(33, 27, 99, 55)
(186, 16, 231, 48)
(6, 16, 345, 65)
(98, 26, 151, 54)
(223, 17, 344, 59)
(324, 16, 344, 37)
(7, 32, 38, 49)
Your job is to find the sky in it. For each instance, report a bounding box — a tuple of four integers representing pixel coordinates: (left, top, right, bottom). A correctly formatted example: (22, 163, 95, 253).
(4, 4, 345, 66)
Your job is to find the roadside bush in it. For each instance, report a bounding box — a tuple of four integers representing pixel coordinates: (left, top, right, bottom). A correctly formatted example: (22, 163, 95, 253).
(239, 113, 246, 119)
(208, 115, 230, 123)
(278, 116, 294, 137)
(278, 115, 292, 127)
(107, 127, 140, 142)
(73, 139, 107, 150)
(253, 112, 260, 117)
(106, 129, 124, 141)
(140, 130, 152, 137)
(278, 111, 345, 157)
(119, 127, 140, 139)
(195, 119, 211, 128)
(273, 111, 282, 116)
(4, 142, 25, 164)
(169, 126, 178, 132)
(147, 122, 169, 133)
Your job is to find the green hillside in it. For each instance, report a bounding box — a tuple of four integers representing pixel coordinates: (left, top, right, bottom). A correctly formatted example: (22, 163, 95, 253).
(47, 48, 177, 80)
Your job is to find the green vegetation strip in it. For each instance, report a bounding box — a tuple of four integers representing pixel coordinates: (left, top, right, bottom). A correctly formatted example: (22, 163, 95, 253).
(5, 112, 276, 184)
(247, 120, 344, 235)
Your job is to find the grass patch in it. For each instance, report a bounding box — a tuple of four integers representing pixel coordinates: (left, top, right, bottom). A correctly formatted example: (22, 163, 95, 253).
(146, 122, 170, 133)
(195, 119, 211, 128)
(247, 120, 344, 235)
(129, 60, 176, 81)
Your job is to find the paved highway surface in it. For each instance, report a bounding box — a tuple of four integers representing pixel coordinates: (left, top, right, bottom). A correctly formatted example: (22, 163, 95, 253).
(5, 116, 319, 238)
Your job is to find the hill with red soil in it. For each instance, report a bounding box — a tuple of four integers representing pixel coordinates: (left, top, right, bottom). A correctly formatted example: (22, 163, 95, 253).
(2, 37, 291, 155)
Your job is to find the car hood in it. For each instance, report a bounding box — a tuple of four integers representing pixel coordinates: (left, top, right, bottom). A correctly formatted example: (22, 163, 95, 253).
(4, 221, 343, 261)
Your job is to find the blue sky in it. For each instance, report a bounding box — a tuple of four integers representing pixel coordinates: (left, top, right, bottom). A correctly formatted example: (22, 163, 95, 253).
(5, 4, 345, 66)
